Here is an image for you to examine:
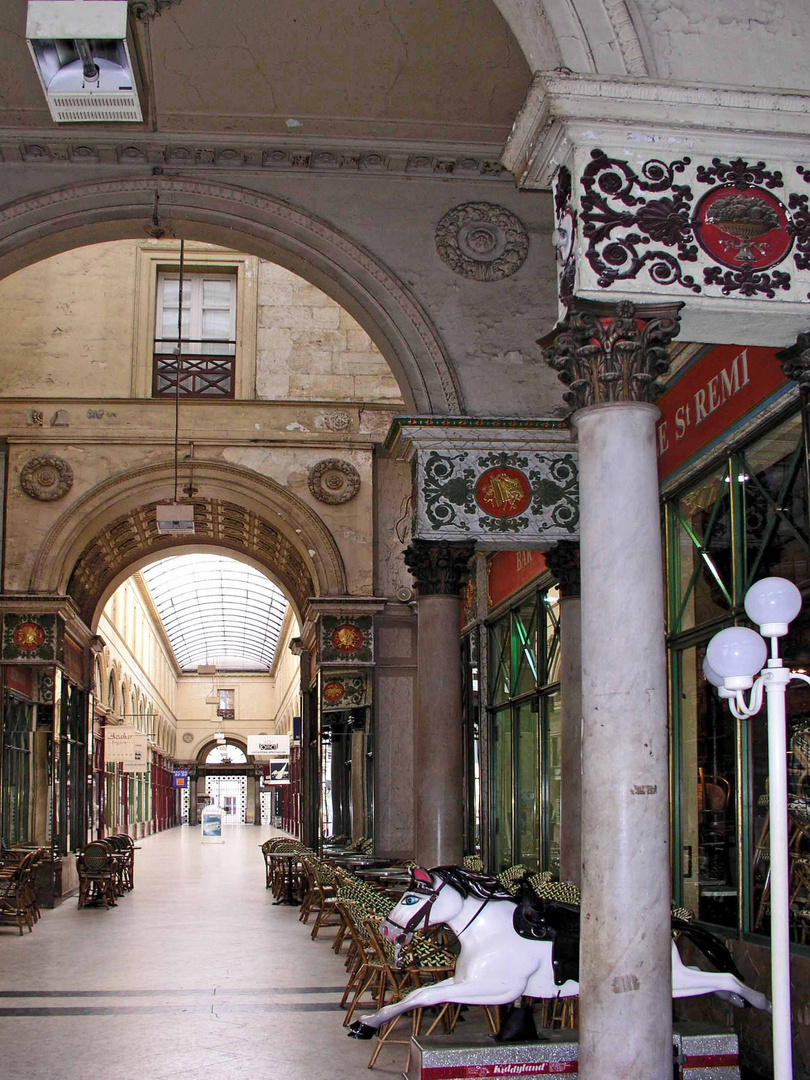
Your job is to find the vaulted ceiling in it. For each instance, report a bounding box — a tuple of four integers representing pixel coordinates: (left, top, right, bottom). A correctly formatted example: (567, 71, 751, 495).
(0, 0, 532, 147)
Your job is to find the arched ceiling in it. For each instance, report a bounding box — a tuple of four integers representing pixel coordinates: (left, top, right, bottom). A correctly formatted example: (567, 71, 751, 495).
(139, 553, 289, 672)
(0, 0, 533, 144)
(67, 497, 315, 627)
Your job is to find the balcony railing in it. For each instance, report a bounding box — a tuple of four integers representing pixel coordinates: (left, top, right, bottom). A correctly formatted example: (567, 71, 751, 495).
(152, 352, 235, 398)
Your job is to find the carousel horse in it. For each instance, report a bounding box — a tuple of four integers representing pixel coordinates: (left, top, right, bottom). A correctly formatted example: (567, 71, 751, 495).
(347, 865, 770, 1040)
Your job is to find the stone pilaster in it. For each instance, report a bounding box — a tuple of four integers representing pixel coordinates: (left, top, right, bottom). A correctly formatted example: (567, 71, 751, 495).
(544, 299, 682, 1080)
(403, 540, 475, 867)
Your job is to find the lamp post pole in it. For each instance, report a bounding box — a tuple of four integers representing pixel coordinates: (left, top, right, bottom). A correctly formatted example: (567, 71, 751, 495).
(706, 576, 803, 1080)
(761, 662, 793, 1080)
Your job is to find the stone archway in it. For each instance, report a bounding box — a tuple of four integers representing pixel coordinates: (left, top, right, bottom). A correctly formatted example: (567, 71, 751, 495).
(492, 0, 653, 77)
(29, 459, 347, 628)
(0, 176, 461, 415)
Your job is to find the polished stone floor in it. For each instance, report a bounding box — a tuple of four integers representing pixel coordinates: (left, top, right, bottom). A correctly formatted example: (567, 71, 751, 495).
(0, 825, 406, 1079)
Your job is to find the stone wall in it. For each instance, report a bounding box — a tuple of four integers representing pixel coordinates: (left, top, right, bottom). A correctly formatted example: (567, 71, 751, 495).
(256, 261, 403, 403)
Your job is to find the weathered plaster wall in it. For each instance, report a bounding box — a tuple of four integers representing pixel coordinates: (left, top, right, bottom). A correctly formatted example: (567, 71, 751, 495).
(0, 241, 137, 397)
(0, 239, 404, 405)
(256, 259, 403, 403)
(634, 0, 810, 91)
(0, 166, 559, 417)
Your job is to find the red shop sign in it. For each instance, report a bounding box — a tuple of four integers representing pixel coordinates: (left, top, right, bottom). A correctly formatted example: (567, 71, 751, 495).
(488, 550, 547, 610)
(656, 344, 790, 480)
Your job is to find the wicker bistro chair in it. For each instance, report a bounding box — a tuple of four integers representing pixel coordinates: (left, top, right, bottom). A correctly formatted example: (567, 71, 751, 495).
(106, 835, 133, 895)
(0, 854, 37, 935)
(261, 838, 310, 899)
(77, 841, 118, 910)
(300, 857, 344, 939)
(111, 834, 135, 891)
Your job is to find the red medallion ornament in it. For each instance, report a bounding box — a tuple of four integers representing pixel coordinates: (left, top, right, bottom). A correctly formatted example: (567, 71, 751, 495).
(331, 624, 363, 653)
(12, 622, 46, 651)
(475, 467, 532, 518)
(694, 186, 792, 270)
(323, 681, 345, 704)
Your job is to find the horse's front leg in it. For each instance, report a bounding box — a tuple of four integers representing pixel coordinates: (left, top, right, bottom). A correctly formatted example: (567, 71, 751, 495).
(347, 977, 457, 1038)
(347, 975, 528, 1040)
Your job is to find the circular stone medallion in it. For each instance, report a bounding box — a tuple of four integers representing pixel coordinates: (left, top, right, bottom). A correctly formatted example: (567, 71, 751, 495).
(332, 624, 363, 652)
(13, 622, 46, 651)
(20, 455, 74, 501)
(182, 732, 194, 744)
(435, 202, 529, 281)
(475, 467, 532, 518)
(694, 186, 792, 270)
(308, 459, 361, 505)
(323, 681, 345, 704)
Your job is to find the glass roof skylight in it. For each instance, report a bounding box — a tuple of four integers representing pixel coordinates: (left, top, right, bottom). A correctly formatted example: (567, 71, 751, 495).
(139, 554, 289, 671)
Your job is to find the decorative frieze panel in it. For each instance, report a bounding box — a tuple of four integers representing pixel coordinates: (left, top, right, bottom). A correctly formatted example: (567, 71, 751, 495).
(504, 73, 810, 346)
(321, 671, 371, 713)
(386, 418, 578, 548)
(419, 449, 578, 539)
(318, 615, 374, 665)
(2, 612, 61, 663)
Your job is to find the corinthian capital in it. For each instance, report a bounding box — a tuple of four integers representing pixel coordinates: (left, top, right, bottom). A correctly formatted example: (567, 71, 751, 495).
(776, 330, 810, 392)
(541, 299, 684, 411)
(403, 540, 475, 597)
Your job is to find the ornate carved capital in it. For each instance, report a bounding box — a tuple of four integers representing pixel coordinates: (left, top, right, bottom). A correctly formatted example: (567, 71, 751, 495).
(541, 299, 684, 411)
(544, 541, 581, 598)
(776, 330, 810, 392)
(403, 539, 475, 597)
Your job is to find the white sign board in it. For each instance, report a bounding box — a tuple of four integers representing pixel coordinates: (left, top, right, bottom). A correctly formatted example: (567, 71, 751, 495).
(105, 725, 139, 764)
(248, 734, 290, 757)
(121, 734, 149, 772)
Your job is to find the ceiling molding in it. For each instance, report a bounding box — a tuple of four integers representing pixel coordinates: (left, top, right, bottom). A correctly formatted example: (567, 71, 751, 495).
(0, 131, 512, 183)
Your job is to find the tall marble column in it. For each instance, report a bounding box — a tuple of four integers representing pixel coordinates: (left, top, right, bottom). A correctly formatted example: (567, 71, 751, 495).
(544, 299, 683, 1080)
(544, 541, 582, 888)
(403, 539, 475, 868)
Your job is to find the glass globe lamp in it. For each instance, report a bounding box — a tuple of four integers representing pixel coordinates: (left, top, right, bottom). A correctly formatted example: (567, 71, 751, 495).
(744, 576, 802, 638)
(705, 625, 768, 690)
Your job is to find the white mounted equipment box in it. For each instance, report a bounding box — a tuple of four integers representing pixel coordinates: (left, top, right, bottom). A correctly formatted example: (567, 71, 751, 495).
(27, 1, 143, 123)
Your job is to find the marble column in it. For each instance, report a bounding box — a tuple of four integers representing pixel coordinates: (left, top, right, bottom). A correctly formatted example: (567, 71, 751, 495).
(544, 541, 582, 888)
(403, 539, 475, 868)
(544, 299, 682, 1080)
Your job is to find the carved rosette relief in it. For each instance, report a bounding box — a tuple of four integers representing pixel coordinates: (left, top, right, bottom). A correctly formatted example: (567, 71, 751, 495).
(20, 456, 74, 501)
(435, 202, 529, 281)
(542, 299, 684, 411)
(323, 410, 351, 432)
(308, 459, 361, 505)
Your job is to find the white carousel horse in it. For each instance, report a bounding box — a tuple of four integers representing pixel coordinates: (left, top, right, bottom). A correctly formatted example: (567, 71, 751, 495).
(347, 865, 770, 1039)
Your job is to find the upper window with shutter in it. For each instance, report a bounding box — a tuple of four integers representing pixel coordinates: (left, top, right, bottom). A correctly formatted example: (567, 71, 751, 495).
(153, 272, 237, 397)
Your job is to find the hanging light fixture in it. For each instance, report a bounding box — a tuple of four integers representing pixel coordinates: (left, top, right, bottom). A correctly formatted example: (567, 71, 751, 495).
(157, 237, 196, 535)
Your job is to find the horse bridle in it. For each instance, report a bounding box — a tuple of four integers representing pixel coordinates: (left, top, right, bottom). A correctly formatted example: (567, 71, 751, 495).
(385, 881, 448, 944)
(385, 878, 491, 944)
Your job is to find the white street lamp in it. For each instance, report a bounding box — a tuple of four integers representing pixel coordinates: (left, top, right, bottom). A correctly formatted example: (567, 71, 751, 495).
(705, 576, 805, 1080)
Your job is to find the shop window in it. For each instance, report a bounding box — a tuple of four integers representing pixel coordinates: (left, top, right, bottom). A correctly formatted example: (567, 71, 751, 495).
(2, 695, 33, 846)
(487, 584, 560, 873)
(461, 629, 482, 857)
(667, 407, 810, 944)
(153, 272, 237, 398)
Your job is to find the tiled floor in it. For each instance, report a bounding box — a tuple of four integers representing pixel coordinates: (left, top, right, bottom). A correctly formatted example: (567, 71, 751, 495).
(0, 826, 407, 1079)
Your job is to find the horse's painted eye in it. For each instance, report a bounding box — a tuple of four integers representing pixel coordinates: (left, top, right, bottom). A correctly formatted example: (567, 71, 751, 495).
(401, 895, 420, 905)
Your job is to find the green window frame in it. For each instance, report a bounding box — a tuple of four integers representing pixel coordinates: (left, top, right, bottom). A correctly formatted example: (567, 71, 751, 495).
(487, 582, 561, 874)
(665, 406, 810, 947)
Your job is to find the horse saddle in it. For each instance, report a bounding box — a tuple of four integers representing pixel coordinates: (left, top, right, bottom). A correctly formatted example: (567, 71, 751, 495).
(512, 882, 580, 986)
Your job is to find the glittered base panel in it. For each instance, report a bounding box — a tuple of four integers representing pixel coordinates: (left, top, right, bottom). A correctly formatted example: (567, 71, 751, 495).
(406, 1026, 741, 1080)
(421, 1066, 576, 1078)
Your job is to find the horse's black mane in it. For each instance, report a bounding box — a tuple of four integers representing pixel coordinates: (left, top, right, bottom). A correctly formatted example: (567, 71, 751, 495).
(429, 865, 515, 902)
